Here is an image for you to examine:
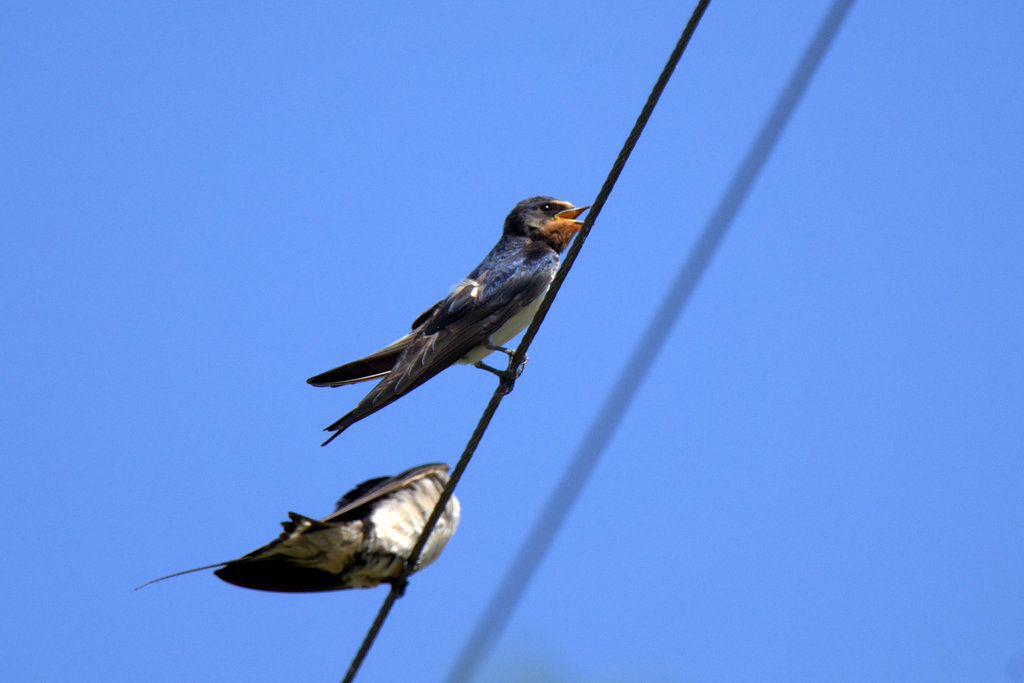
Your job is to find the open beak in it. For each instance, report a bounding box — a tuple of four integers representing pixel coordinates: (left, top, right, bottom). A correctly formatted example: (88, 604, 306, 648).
(555, 205, 589, 222)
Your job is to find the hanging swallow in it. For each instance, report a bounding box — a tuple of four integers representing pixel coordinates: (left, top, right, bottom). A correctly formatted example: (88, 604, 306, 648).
(309, 196, 588, 445)
(134, 463, 459, 593)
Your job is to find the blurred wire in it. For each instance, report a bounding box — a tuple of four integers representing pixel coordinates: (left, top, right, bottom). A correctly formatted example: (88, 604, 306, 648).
(340, 2, 712, 681)
(445, 1, 856, 681)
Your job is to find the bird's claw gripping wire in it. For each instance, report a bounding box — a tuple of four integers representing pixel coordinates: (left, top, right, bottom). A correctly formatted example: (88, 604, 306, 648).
(485, 341, 526, 363)
(474, 348, 527, 393)
(388, 576, 409, 598)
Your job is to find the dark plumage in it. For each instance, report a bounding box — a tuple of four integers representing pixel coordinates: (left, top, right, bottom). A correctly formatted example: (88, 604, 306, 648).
(309, 196, 588, 445)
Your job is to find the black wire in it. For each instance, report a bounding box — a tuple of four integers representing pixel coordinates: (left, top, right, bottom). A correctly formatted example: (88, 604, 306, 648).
(445, 1, 856, 681)
(340, 2, 712, 680)
(510, 0, 712, 366)
(340, 366, 516, 683)
(340, 589, 401, 683)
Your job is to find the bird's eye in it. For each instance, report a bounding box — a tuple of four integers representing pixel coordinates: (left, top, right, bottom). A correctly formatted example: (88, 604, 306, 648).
(540, 203, 552, 212)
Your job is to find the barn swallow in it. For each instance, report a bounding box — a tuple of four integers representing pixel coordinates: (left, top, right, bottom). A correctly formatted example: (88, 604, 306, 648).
(134, 463, 459, 593)
(309, 196, 588, 445)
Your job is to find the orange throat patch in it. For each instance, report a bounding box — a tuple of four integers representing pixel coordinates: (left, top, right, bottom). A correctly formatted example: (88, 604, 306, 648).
(540, 218, 583, 252)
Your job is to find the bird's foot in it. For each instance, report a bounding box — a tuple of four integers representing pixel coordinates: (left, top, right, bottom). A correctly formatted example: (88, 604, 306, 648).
(474, 355, 527, 394)
(485, 342, 517, 359)
(474, 360, 505, 378)
(484, 342, 529, 372)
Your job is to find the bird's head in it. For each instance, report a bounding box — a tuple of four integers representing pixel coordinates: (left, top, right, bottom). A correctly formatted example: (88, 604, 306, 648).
(503, 196, 589, 252)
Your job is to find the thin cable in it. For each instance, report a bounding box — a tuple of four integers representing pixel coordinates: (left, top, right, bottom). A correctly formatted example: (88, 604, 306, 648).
(510, 0, 711, 369)
(340, 589, 401, 683)
(339, 3, 711, 681)
(341, 374, 513, 683)
(445, 1, 855, 681)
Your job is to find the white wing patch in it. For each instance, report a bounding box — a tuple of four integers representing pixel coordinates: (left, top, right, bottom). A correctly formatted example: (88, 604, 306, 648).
(450, 278, 481, 299)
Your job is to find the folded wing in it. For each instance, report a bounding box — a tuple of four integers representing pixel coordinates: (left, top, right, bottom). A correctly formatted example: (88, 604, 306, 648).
(322, 252, 556, 437)
(306, 333, 416, 387)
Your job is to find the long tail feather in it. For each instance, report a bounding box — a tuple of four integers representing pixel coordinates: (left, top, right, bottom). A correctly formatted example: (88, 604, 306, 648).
(133, 561, 229, 591)
(306, 335, 412, 387)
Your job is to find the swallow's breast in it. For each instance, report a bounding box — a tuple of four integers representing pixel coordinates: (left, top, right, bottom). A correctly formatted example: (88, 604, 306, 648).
(458, 283, 550, 365)
(366, 473, 460, 569)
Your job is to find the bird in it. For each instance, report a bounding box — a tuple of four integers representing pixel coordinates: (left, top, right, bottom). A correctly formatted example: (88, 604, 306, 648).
(134, 463, 460, 593)
(308, 196, 589, 445)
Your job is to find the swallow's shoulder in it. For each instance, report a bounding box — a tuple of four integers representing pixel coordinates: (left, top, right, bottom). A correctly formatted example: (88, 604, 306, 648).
(326, 463, 450, 522)
(471, 239, 558, 283)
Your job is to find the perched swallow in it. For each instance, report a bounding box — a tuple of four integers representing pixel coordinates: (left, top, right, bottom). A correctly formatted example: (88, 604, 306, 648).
(309, 196, 588, 444)
(135, 463, 460, 593)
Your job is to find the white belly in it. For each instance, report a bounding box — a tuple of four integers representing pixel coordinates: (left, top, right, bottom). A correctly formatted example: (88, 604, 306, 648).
(458, 289, 547, 364)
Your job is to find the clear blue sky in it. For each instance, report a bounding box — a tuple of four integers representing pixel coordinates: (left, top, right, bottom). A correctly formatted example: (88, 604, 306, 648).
(3, 2, 1023, 681)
